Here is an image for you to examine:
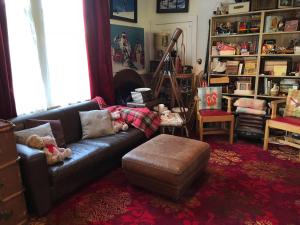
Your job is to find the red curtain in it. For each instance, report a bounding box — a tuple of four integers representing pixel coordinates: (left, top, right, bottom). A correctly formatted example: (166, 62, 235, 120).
(0, 0, 17, 119)
(83, 0, 115, 105)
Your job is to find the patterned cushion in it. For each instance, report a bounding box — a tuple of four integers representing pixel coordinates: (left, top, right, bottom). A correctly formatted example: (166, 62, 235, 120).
(198, 87, 222, 110)
(284, 89, 300, 117)
(234, 98, 266, 110)
(200, 110, 231, 117)
(272, 117, 300, 127)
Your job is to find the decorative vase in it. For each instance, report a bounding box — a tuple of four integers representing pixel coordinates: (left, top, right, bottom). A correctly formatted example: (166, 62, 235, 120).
(270, 84, 279, 96)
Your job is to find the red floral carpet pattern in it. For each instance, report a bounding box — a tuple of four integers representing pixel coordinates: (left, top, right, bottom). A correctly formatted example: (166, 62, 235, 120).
(29, 138, 300, 225)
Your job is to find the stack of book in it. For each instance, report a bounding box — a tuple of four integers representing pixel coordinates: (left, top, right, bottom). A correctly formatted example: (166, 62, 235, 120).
(226, 61, 239, 75)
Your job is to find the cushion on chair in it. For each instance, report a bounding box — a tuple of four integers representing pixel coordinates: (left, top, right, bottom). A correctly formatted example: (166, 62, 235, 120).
(197, 87, 222, 110)
(199, 109, 231, 117)
(272, 116, 300, 127)
(284, 89, 300, 117)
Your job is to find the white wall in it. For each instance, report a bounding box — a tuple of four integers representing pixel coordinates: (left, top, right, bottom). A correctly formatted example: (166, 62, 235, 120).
(110, 0, 219, 72)
(147, 0, 219, 69)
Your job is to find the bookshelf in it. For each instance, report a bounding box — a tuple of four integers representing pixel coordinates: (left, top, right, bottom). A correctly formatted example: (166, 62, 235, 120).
(209, 7, 300, 100)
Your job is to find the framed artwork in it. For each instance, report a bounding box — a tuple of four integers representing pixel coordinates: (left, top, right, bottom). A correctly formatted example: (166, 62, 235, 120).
(284, 20, 299, 32)
(157, 0, 189, 13)
(294, 0, 300, 6)
(110, 0, 137, 23)
(250, 0, 277, 11)
(278, 0, 294, 8)
(110, 24, 144, 73)
(261, 58, 292, 76)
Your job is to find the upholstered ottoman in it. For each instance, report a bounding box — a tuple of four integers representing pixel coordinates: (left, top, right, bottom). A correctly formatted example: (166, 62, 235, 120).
(122, 134, 211, 199)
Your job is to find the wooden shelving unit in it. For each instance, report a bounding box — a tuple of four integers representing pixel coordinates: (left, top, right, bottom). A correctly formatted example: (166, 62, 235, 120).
(209, 7, 300, 101)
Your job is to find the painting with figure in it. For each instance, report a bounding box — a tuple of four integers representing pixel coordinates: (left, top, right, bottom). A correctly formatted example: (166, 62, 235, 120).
(110, 24, 144, 73)
(110, 0, 137, 22)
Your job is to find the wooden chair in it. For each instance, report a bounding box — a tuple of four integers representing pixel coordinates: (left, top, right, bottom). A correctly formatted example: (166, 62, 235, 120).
(196, 95, 234, 144)
(160, 82, 198, 137)
(263, 99, 300, 151)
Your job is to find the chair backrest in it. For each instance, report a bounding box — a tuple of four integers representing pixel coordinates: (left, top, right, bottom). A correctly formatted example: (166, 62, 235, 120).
(284, 89, 300, 117)
(197, 86, 222, 110)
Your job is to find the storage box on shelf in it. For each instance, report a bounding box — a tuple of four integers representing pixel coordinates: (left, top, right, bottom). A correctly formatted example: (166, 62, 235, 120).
(0, 120, 27, 225)
(209, 7, 300, 115)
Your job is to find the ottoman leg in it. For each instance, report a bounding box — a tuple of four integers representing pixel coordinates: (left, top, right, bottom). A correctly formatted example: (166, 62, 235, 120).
(199, 119, 204, 141)
(229, 118, 234, 144)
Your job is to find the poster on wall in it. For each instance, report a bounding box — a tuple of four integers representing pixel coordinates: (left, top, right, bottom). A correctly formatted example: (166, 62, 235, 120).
(110, 24, 144, 73)
(110, 0, 137, 23)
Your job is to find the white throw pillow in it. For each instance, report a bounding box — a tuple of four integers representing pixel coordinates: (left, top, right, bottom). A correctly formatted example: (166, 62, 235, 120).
(79, 110, 115, 139)
(15, 123, 55, 145)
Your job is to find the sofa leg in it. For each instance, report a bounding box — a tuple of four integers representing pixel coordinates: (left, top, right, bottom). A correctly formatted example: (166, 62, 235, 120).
(263, 120, 270, 151)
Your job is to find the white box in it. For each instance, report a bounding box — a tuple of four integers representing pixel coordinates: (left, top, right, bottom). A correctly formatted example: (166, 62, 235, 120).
(229, 2, 250, 14)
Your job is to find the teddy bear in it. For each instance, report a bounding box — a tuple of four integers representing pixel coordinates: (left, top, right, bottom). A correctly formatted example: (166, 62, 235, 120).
(110, 111, 128, 133)
(26, 134, 72, 165)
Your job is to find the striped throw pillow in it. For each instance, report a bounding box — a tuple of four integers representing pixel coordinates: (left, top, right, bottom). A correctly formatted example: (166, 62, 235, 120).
(284, 89, 300, 117)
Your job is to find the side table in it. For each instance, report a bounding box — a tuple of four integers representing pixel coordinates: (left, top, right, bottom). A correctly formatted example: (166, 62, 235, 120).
(0, 120, 27, 225)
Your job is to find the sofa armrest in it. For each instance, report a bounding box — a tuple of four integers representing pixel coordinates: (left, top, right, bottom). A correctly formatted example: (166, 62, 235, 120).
(16, 144, 52, 216)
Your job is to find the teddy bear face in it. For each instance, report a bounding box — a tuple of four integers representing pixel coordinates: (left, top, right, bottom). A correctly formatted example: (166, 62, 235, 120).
(41, 135, 57, 146)
(26, 134, 44, 149)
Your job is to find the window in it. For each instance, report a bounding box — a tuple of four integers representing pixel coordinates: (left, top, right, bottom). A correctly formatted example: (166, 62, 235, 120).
(5, 0, 90, 115)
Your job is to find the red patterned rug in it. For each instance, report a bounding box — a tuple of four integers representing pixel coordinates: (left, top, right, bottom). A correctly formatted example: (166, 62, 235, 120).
(30, 138, 300, 225)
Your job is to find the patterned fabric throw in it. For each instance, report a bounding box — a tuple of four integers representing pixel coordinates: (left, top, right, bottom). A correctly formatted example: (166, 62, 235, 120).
(92, 96, 108, 109)
(106, 106, 160, 138)
(234, 98, 266, 110)
(285, 89, 300, 117)
(197, 87, 222, 110)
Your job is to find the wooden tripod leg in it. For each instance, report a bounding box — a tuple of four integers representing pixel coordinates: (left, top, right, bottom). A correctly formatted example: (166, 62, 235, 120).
(168, 72, 187, 121)
(154, 71, 165, 98)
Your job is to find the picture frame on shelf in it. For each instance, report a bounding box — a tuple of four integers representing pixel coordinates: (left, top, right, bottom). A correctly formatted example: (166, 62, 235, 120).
(157, 0, 189, 13)
(278, 0, 294, 8)
(110, 0, 137, 23)
(284, 20, 299, 32)
(294, 0, 300, 7)
(250, 0, 277, 11)
(261, 58, 292, 76)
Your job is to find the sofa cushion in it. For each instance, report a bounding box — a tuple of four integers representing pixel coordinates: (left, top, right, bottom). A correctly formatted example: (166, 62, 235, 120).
(25, 119, 66, 147)
(79, 128, 146, 159)
(272, 116, 300, 127)
(48, 142, 110, 185)
(79, 110, 114, 139)
(10, 101, 100, 144)
(14, 123, 55, 145)
(199, 109, 231, 117)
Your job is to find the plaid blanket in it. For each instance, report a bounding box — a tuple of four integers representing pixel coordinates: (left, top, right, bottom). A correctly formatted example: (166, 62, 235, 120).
(106, 106, 160, 138)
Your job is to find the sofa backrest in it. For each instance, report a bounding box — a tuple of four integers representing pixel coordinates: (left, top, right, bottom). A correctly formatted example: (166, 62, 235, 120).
(10, 101, 99, 144)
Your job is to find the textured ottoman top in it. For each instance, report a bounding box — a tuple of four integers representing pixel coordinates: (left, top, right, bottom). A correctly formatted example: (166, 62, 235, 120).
(122, 134, 210, 185)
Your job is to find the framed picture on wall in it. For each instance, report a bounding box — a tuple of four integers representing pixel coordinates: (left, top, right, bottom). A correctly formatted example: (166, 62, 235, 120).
(110, 24, 145, 73)
(278, 0, 294, 8)
(110, 0, 137, 23)
(157, 0, 189, 13)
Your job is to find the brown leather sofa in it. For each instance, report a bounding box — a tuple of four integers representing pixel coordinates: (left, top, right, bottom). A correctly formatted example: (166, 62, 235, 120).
(10, 101, 146, 216)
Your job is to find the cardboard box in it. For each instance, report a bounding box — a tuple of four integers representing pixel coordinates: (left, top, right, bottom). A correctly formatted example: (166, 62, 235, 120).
(229, 2, 250, 14)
